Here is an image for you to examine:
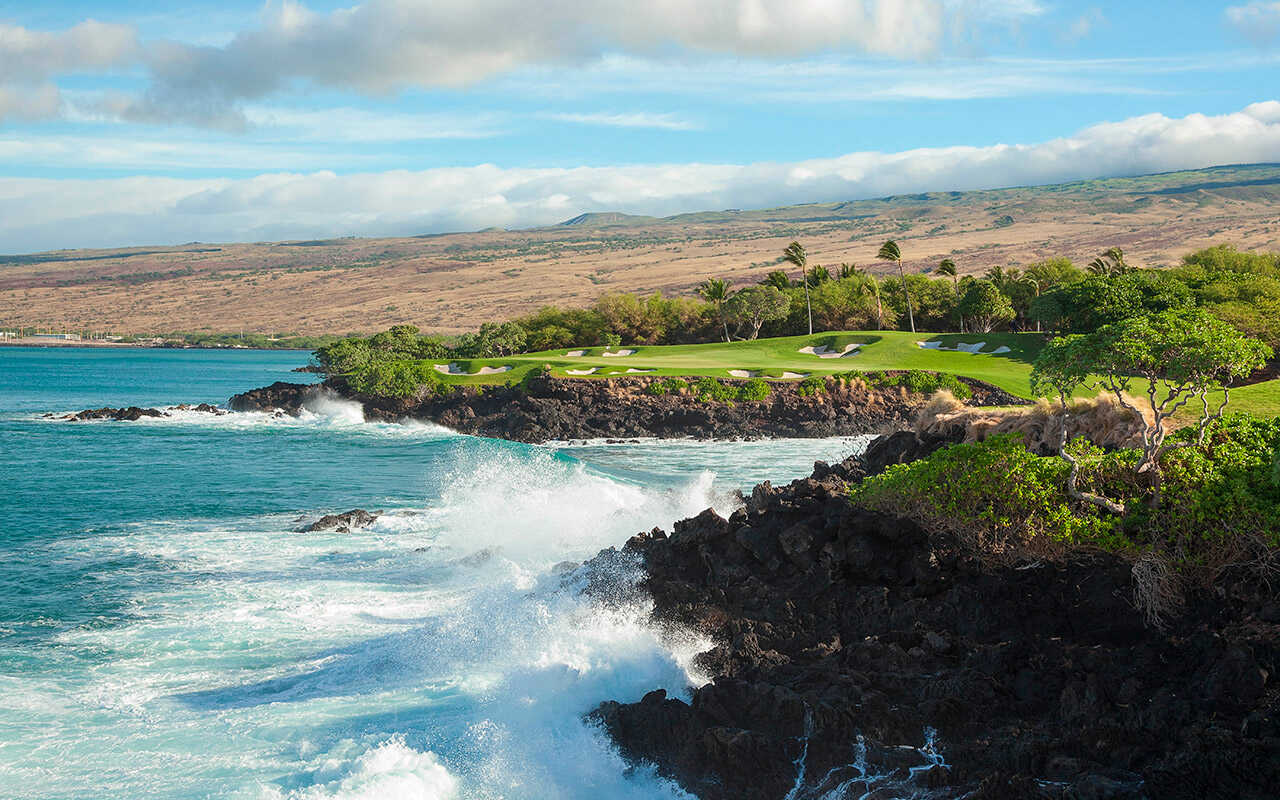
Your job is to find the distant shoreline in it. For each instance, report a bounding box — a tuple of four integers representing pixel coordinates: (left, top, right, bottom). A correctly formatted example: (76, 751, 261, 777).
(0, 340, 312, 352)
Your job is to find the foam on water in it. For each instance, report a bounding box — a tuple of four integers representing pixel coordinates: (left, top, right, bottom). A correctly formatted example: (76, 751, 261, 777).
(5, 349, 877, 800)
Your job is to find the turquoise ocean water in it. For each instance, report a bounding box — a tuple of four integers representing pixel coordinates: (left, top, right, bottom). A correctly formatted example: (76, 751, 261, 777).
(0, 347, 867, 800)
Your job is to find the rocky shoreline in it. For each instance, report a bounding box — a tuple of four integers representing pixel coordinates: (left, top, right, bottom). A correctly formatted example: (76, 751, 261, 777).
(229, 376, 1022, 443)
(581, 434, 1279, 800)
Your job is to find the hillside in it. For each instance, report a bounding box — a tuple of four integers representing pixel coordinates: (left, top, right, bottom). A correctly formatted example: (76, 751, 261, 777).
(4, 163, 1280, 336)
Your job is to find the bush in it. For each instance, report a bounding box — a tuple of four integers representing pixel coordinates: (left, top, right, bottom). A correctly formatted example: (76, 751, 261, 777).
(348, 359, 442, 398)
(645, 377, 688, 396)
(737, 378, 771, 403)
(862, 370, 973, 400)
(692, 376, 738, 402)
(797, 376, 827, 397)
(851, 415, 1280, 572)
(851, 434, 1123, 555)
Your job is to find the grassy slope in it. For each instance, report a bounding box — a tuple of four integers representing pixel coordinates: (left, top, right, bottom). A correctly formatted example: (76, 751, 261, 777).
(425, 331, 1280, 417)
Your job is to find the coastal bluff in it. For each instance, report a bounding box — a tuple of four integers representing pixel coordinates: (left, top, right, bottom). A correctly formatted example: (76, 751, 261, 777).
(229, 376, 1021, 443)
(581, 439, 1280, 800)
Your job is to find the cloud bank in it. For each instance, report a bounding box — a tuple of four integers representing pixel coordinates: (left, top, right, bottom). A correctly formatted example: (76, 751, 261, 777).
(3, 102, 1279, 253)
(1227, 2, 1280, 46)
(1, 1, 1045, 127)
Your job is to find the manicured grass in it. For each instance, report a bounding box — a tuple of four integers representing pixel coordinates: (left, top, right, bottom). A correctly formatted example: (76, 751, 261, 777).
(421, 330, 1280, 417)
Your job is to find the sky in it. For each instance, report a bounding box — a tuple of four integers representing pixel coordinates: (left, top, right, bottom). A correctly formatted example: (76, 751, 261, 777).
(2, 0, 1280, 252)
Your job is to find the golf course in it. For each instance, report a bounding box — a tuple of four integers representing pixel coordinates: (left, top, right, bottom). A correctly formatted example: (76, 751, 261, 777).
(413, 330, 1280, 417)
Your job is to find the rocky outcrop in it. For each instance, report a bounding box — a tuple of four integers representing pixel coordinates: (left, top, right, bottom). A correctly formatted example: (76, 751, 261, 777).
(298, 509, 379, 533)
(59, 403, 225, 421)
(229, 381, 317, 413)
(233, 376, 1017, 443)
(586, 451, 1280, 800)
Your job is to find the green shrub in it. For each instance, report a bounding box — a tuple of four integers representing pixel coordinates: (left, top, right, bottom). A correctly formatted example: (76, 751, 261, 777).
(797, 376, 827, 397)
(692, 376, 738, 402)
(737, 378, 771, 403)
(851, 416, 1280, 571)
(861, 369, 972, 400)
(645, 377, 689, 396)
(348, 359, 442, 398)
(852, 434, 1122, 554)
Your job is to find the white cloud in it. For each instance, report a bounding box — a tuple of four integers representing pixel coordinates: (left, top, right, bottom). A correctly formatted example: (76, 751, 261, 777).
(543, 112, 701, 131)
(0, 84, 63, 123)
(0, 19, 138, 82)
(1226, 2, 1280, 46)
(1, 0, 1050, 128)
(4, 102, 1280, 253)
(1061, 8, 1106, 44)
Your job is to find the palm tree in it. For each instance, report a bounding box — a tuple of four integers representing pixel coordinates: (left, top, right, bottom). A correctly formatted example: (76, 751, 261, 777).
(760, 270, 793, 290)
(937, 258, 959, 331)
(807, 265, 832, 286)
(782, 241, 813, 335)
(698, 278, 732, 342)
(878, 239, 915, 333)
(838, 262, 860, 280)
(1088, 247, 1129, 276)
(936, 258, 958, 291)
(857, 275, 885, 330)
(1016, 273, 1046, 332)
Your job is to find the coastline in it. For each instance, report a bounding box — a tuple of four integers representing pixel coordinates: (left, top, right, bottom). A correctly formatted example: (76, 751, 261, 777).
(227, 376, 1024, 444)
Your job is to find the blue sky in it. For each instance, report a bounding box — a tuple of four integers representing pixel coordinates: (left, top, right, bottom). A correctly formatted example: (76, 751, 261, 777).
(2, 1, 1280, 251)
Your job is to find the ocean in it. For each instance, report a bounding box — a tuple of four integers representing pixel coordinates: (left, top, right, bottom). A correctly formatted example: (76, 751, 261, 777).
(0, 346, 869, 799)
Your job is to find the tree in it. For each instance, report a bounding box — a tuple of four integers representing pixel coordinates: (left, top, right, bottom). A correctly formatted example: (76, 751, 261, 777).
(807, 265, 833, 286)
(956, 280, 1015, 333)
(760, 270, 793, 290)
(1031, 309, 1272, 510)
(698, 278, 732, 342)
(811, 278, 880, 331)
(860, 275, 886, 330)
(1088, 247, 1129, 277)
(782, 241, 814, 335)
(727, 285, 791, 340)
(878, 240, 915, 333)
(936, 258, 958, 291)
(936, 258, 960, 330)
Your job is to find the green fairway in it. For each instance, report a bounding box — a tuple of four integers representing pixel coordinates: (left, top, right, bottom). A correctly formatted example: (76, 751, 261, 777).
(419, 330, 1279, 417)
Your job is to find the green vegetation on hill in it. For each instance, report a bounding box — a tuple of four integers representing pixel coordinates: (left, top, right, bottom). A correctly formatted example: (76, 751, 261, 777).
(852, 414, 1280, 622)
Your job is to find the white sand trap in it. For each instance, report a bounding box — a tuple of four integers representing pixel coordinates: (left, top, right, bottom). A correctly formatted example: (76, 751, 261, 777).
(728, 369, 760, 378)
(917, 340, 1006, 355)
(565, 350, 586, 357)
(434, 363, 512, 375)
(601, 349, 636, 357)
(565, 367, 598, 375)
(799, 343, 862, 358)
(625, 368, 655, 374)
(781, 372, 810, 379)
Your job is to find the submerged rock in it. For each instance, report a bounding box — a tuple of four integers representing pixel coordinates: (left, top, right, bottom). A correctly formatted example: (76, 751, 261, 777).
(298, 509, 379, 533)
(585, 434, 1280, 800)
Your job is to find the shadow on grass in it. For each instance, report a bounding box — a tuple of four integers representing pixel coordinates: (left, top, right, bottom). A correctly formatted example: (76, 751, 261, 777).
(919, 333, 1044, 364)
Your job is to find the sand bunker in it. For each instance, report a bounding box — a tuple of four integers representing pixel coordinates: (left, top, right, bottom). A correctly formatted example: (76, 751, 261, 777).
(780, 372, 810, 379)
(728, 369, 760, 378)
(917, 341, 1011, 355)
(565, 367, 598, 375)
(625, 368, 655, 374)
(434, 363, 513, 375)
(565, 350, 586, 357)
(600, 349, 636, 357)
(799, 343, 861, 358)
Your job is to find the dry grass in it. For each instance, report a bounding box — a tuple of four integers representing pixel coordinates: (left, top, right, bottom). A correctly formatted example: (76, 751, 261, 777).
(3, 165, 1280, 335)
(916, 390, 1150, 452)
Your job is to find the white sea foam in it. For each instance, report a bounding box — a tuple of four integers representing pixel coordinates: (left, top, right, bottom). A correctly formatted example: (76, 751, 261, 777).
(17, 439, 719, 799)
